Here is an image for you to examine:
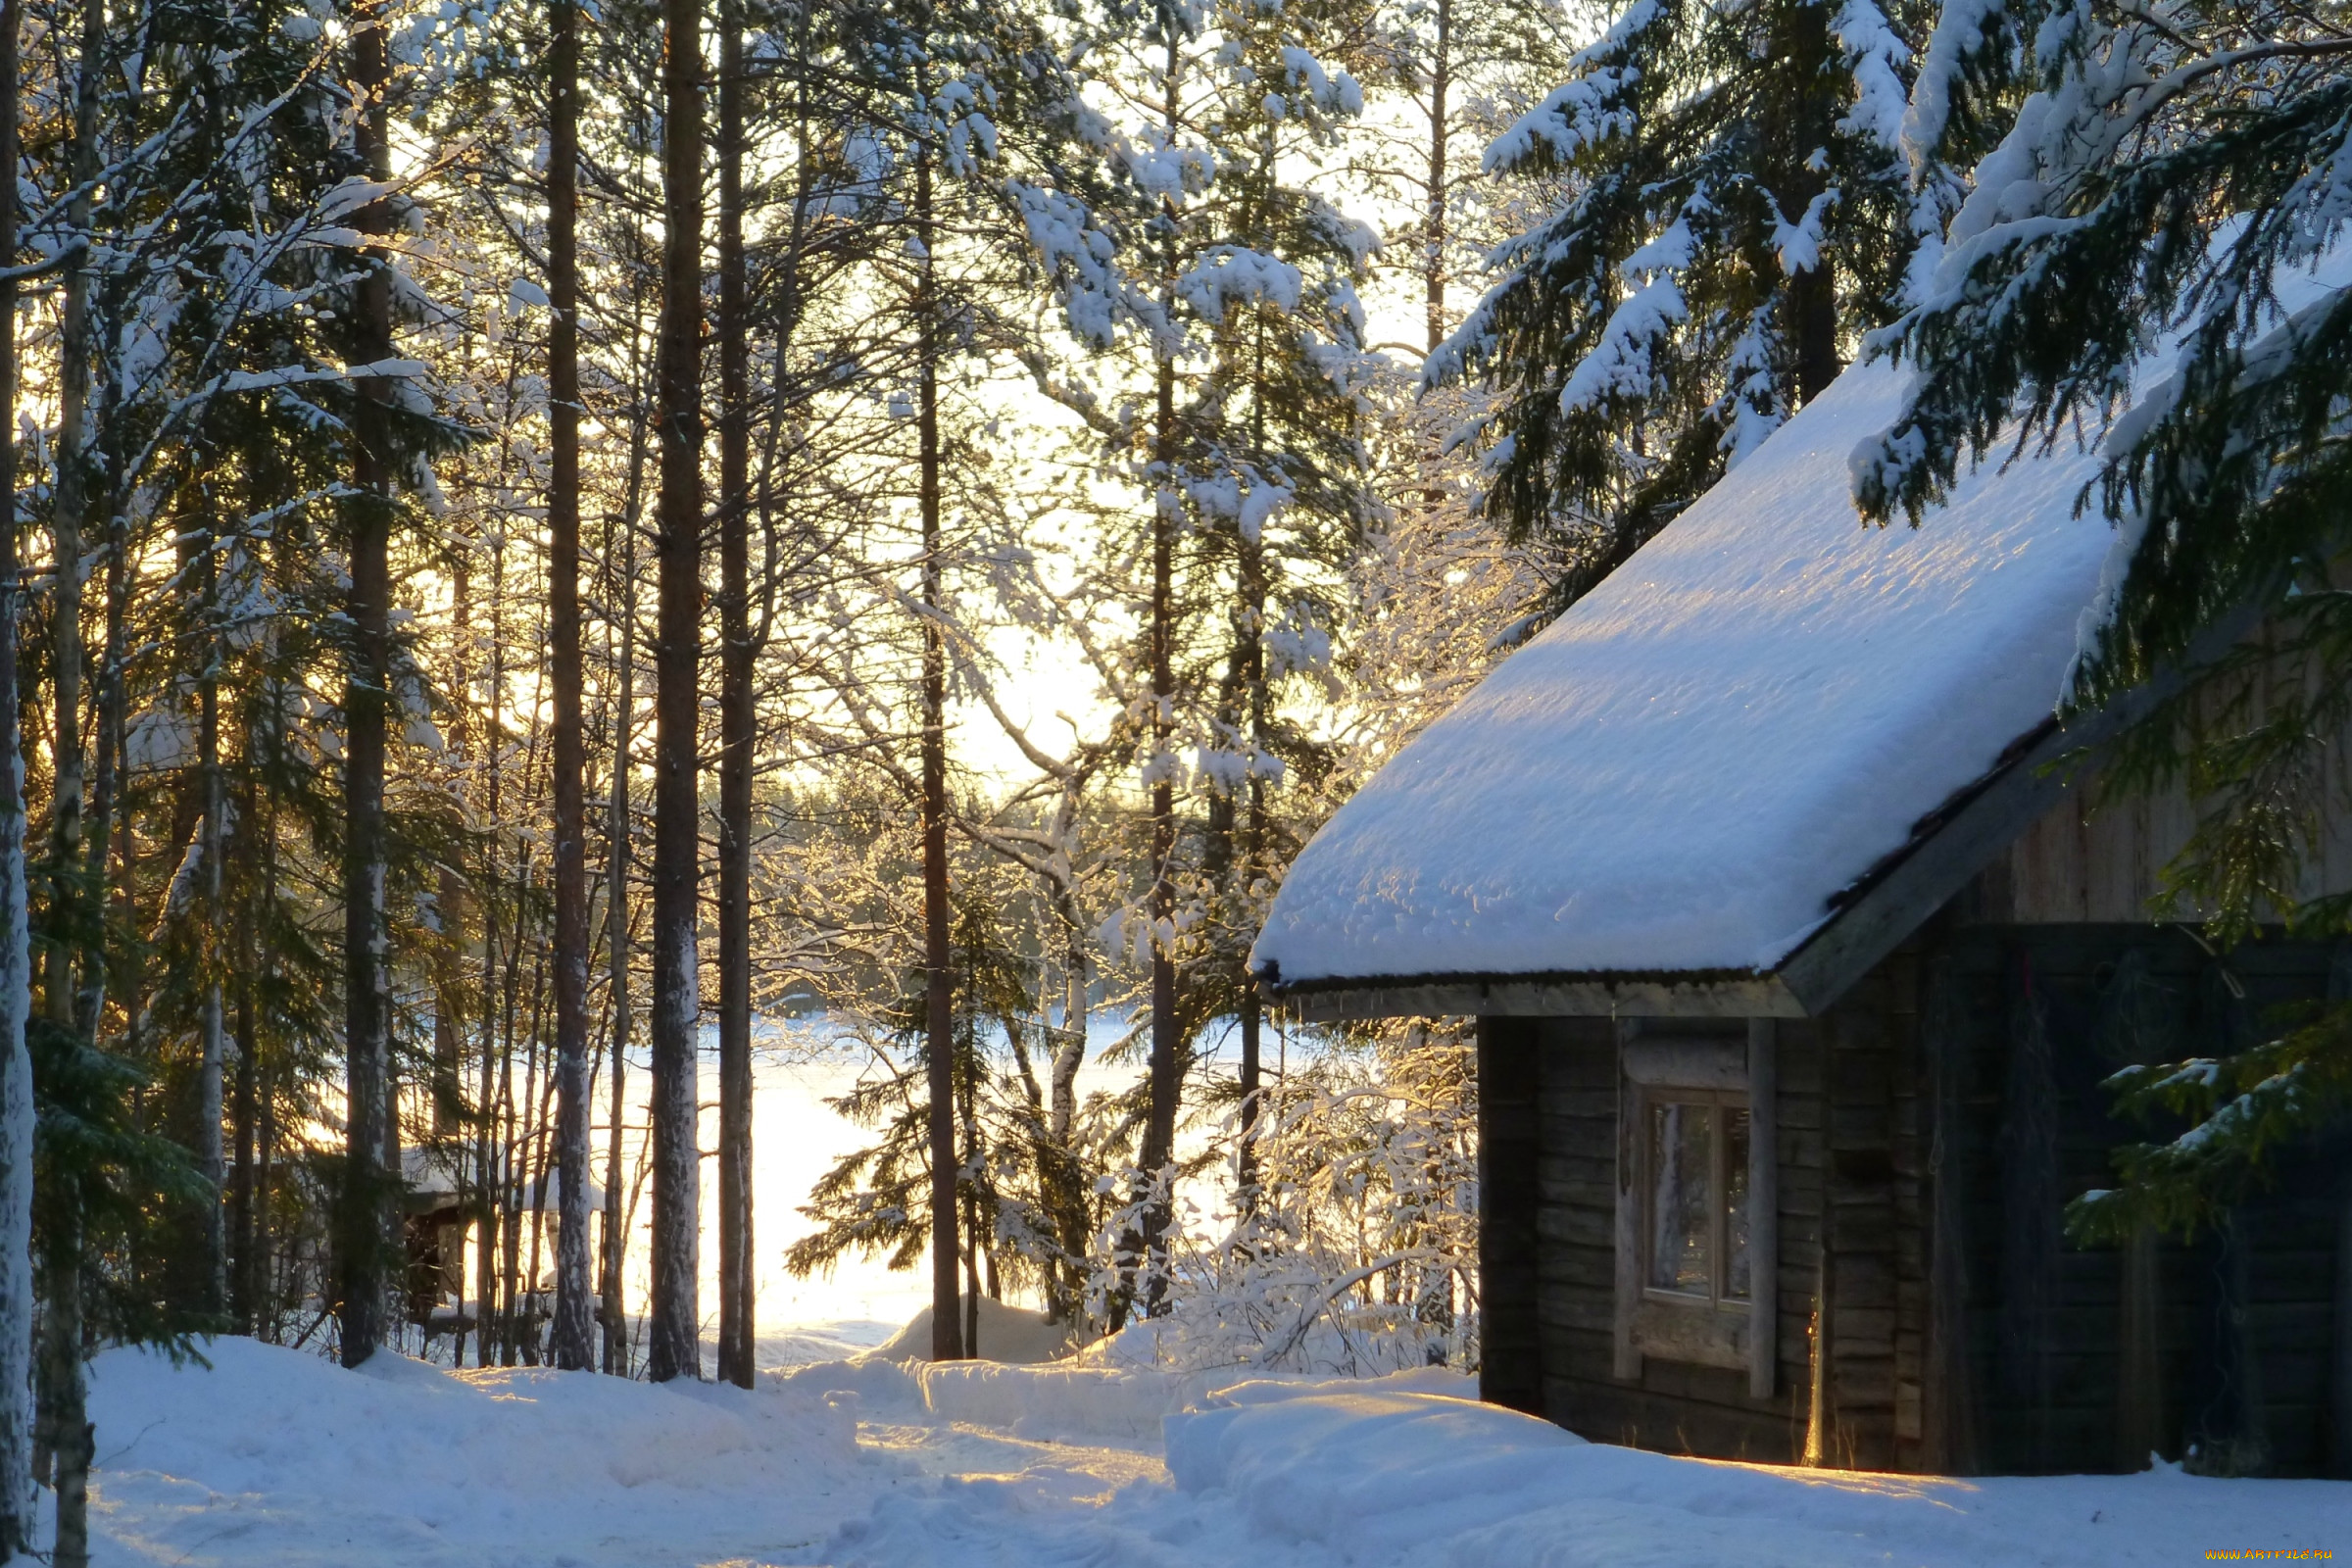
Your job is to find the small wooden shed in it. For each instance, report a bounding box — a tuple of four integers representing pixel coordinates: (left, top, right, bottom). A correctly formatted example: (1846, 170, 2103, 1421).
(1252, 361, 2352, 1477)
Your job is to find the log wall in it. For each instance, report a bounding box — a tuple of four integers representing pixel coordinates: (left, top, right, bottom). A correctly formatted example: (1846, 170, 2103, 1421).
(1516, 1014, 1818, 1462)
(1484, 924, 2350, 1477)
(1478, 1016, 1546, 1418)
(1933, 923, 2345, 1477)
(1980, 760, 2352, 925)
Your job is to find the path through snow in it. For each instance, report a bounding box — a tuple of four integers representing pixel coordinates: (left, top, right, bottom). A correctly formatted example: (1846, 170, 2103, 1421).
(79, 1338, 2347, 1567)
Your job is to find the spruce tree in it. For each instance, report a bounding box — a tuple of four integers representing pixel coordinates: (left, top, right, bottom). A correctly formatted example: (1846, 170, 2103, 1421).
(807, 0, 1123, 1350)
(1844, 0, 2352, 1239)
(1432, 0, 1919, 600)
(1000, 0, 1384, 1310)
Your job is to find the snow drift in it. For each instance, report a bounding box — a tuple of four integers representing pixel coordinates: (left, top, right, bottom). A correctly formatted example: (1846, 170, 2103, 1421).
(1154, 1378, 2343, 1568)
(863, 1296, 1080, 1364)
(86, 1337, 874, 1566)
(65, 1337, 2352, 1567)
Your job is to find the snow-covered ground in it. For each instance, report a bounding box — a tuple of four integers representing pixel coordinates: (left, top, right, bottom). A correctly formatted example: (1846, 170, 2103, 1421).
(80, 1334, 2347, 1567)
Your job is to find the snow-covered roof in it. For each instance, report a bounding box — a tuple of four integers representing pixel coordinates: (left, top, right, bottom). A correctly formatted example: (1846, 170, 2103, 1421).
(1253, 359, 2128, 1001)
(404, 1145, 602, 1213)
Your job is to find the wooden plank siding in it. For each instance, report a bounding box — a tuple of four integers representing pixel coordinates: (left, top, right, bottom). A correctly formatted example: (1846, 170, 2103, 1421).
(1923, 922, 2341, 1476)
(1521, 1015, 1816, 1462)
(1489, 921, 2349, 1477)
(1477, 1016, 1546, 1417)
(1986, 716, 2352, 926)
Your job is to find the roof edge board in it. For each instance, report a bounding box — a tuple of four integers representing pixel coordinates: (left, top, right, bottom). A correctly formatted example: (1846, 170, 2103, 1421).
(1775, 602, 2262, 1012)
(1278, 974, 1808, 1022)
(1774, 713, 2102, 1012)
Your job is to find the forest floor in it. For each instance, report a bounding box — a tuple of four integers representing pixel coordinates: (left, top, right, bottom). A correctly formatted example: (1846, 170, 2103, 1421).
(76, 1332, 2347, 1567)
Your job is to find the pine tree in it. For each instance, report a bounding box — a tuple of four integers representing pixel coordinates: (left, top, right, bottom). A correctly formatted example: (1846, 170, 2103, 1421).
(1032, 0, 1381, 1307)
(787, 0, 1126, 1354)
(647, 0, 706, 1386)
(711, 0, 758, 1393)
(1368, 0, 1573, 365)
(546, 0, 597, 1374)
(1333, 0, 1572, 780)
(0, 0, 33, 1547)
(1178, 0, 1378, 1204)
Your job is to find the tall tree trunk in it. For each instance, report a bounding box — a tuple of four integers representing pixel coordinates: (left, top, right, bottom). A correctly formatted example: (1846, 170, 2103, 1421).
(545, 0, 595, 1374)
(514, 955, 550, 1359)
(87, 438, 122, 1049)
(253, 686, 288, 1339)
(256, 1068, 276, 1334)
(474, 614, 503, 1368)
(1788, 262, 1838, 407)
(231, 955, 258, 1331)
(1226, 249, 1275, 1209)
(1415, 0, 1452, 529)
(337, 0, 399, 1370)
(0, 0, 39, 1541)
(27, 181, 102, 1499)
(960, 1041, 980, 1355)
(646, 0, 705, 1385)
(713, 0, 755, 1389)
(915, 133, 962, 1364)
(1423, 0, 1449, 362)
(197, 529, 228, 1319)
(1235, 511, 1265, 1203)
(437, 561, 472, 1363)
(432, 863, 464, 1144)
(1775, 0, 1839, 406)
(36, 1230, 86, 1568)
(494, 843, 538, 1363)
(601, 517, 636, 1374)
(45, 0, 101, 1053)
(496, 921, 522, 1362)
(1138, 28, 1183, 1316)
(431, 897, 460, 1349)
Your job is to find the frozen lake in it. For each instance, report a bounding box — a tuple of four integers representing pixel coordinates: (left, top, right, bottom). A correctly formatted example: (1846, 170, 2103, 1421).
(439, 1008, 1273, 1371)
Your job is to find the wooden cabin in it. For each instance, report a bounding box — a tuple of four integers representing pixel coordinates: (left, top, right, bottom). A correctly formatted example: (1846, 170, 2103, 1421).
(399, 1146, 598, 1334)
(1251, 362, 2352, 1478)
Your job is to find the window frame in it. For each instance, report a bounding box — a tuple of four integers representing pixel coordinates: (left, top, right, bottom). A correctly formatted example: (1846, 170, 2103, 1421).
(1639, 1088, 1751, 1307)
(1612, 1020, 1778, 1397)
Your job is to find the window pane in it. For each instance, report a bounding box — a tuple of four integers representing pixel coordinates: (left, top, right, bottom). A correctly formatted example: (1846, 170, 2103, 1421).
(1725, 1108, 1752, 1300)
(1648, 1102, 1713, 1293)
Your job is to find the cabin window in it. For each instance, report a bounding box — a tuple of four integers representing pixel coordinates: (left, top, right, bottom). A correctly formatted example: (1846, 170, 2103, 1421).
(1645, 1098, 1750, 1303)
(1613, 1022, 1777, 1396)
